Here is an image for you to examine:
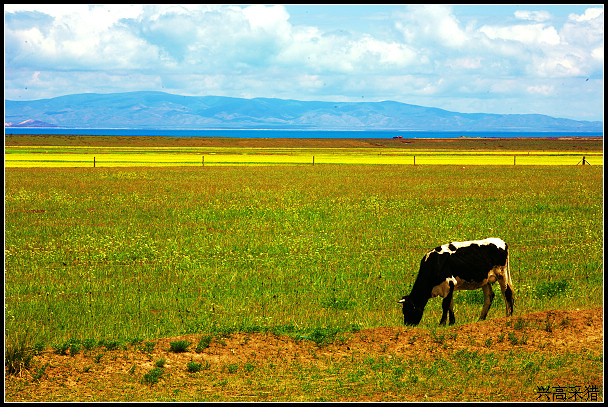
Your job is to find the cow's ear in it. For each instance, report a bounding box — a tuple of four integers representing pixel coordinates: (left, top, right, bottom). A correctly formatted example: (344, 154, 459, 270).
(397, 296, 407, 303)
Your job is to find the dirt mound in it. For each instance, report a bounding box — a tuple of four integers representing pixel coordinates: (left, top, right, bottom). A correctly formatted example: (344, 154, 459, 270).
(5, 307, 603, 402)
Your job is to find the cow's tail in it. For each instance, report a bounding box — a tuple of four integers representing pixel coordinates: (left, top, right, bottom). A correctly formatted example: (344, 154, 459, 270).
(504, 250, 514, 316)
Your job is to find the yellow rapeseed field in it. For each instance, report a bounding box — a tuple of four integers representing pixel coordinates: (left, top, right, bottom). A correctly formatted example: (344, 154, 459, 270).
(4, 145, 602, 167)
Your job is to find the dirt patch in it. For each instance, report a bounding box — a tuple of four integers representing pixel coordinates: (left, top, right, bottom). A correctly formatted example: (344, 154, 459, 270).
(5, 307, 603, 402)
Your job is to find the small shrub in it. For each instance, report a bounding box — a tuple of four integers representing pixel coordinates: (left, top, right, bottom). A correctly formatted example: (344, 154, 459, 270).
(142, 367, 163, 385)
(82, 339, 96, 351)
(186, 361, 202, 373)
(244, 362, 255, 373)
(169, 340, 191, 353)
(508, 332, 529, 345)
(69, 341, 82, 355)
(196, 335, 213, 352)
(141, 341, 156, 354)
(155, 358, 166, 368)
(512, 318, 528, 330)
(308, 327, 341, 347)
(130, 337, 144, 347)
(32, 363, 49, 381)
(101, 340, 121, 351)
(93, 353, 104, 363)
(224, 363, 239, 374)
(53, 341, 70, 356)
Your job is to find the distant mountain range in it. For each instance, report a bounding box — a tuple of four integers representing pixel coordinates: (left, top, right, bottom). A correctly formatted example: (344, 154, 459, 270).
(4, 91, 603, 132)
(5, 119, 58, 128)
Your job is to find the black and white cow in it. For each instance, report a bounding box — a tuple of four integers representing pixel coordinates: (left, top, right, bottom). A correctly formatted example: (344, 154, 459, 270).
(398, 238, 514, 326)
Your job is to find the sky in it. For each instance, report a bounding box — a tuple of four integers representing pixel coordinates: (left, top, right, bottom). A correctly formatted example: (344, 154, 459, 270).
(4, 4, 604, 122)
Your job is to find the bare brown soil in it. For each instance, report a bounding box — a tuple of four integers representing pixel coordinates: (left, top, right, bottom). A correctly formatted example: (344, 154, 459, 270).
(5, 307, 603, 402)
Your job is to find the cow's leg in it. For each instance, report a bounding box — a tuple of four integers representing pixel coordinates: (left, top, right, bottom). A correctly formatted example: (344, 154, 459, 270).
(448, 295, 455, 325)
(479, 284, 495, 320)
(497, 274, 514, 317)
(439, 280, 456, 326)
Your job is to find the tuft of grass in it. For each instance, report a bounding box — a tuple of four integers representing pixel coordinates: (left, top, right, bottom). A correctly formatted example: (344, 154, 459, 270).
(535, 279, 570, 299)
(5, 330, 37, 375)
(82, 339, 97, 351)
(142, 367, 164, 386)
(224, 363, 239, 374)
(195, 335, 213, 353)
(32, 363, 49, 381)
(306, 327, 347, 347)
(52, 342, 70, 356)
(99, 339, 122, 351)
(508, 332, 529, 345)
(169, 340, 191, 353)
(93, 353, 104, 363)
(186, 361, 203, 373)
(140, 341, 156, 354)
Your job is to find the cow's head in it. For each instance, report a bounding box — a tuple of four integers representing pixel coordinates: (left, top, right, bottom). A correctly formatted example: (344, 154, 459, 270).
(398, 295, 423, 326)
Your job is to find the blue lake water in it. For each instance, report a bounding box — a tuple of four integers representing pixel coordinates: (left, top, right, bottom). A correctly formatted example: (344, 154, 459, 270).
(4, 128, 603, 139)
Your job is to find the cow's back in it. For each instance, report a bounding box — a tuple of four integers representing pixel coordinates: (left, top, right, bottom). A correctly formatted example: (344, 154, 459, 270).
(420, 239, 508, 288)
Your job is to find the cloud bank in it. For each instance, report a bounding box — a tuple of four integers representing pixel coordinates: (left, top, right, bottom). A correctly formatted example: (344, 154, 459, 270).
(4, 4, 604, 121)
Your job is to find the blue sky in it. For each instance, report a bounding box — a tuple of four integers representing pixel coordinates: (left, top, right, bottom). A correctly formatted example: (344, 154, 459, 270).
(4, 4, 604, 121)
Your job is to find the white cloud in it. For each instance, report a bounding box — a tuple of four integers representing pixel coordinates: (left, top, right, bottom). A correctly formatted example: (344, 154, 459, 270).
(446, 57, 483, 70)
(243, 4, 290, 33)
(479, 23, 560, 45)
(591, 46, 603, 62)
(395, 5, 469, 48)
(568, 7, 603, 22)
(3, 4, 604, 121)
(514, 10, 551, 22)
(527, 85, 554, 96)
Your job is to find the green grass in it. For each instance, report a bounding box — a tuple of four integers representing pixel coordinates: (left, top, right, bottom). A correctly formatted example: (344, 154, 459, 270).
(4, 163, 602, 347)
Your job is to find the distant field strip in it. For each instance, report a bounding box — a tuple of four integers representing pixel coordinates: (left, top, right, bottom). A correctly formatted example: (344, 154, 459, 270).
(4, 146, 602, 167)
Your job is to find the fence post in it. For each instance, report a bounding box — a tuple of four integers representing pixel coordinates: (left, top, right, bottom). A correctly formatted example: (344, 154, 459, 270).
(94, 157, 96, 168)
(413, 155, 416, 166)
(577, 156, 591, 165)
(514, 155, 516, 165)
(313, 156, 315, 166)
(202, 156, 205, 167)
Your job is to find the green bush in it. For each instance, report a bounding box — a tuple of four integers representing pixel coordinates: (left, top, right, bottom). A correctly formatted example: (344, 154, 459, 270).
(169, 340, 191, 353)
(196, 335, 213, 352)
(186, 361, 202, 373)
(142, 367, 163, 385)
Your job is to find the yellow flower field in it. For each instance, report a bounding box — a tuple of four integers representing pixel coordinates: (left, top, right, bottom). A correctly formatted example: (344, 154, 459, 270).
(4, 145, 602, 167)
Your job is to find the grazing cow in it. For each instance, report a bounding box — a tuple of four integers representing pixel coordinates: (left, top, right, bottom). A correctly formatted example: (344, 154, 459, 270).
(398, 238, 514, 326)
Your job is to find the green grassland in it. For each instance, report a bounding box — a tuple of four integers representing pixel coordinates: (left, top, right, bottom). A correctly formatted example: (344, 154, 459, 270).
(4, 135, 603, 401)
(5, 163, 602, 344)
